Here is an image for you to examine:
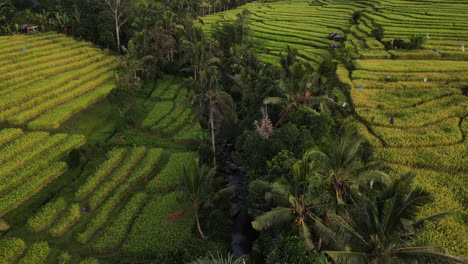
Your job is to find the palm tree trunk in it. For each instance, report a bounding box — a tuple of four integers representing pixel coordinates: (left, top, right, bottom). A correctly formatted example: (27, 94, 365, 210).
(210, 109, 216, 168)
(195, 206, 206, 239)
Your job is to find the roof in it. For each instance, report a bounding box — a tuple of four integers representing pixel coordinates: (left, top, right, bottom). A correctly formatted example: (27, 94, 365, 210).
(21, 24, 38, 29)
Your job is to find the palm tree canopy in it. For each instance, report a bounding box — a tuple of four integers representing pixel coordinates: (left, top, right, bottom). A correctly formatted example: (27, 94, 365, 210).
(320, 173, 465, 264)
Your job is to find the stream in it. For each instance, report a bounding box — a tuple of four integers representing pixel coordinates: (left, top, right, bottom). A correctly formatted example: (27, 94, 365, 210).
(223, 143, 258, 259)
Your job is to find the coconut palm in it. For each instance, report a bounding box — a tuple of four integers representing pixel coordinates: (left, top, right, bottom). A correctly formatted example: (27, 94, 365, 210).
(117, 40, 154, 87)
(319, 173, 465, 264)
(189, 253, 246, 264)
(189, 67, 236, 167)
(279, 45, 299, 78)
(304, 129, 389, 204)
(179, 159, 215, 239)
(264, 61, 339, 127)
(183, 39, 220, 81)
(251, 157, 332, 251)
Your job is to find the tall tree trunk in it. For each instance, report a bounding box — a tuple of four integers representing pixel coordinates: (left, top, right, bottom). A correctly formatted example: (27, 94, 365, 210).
(115, 18, 120, 52)
(195, 206, 206, 239)
(210, 108, 216, 168)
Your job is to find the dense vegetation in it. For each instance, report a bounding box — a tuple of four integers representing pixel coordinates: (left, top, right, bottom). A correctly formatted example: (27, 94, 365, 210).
(0, 0, 466, 263)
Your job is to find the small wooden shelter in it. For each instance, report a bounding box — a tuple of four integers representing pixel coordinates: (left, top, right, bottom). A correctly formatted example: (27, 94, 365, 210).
(21, 24, 38, 34)
(329, 32, 344, 41)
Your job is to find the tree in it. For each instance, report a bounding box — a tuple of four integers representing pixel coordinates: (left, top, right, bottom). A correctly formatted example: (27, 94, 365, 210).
(264, 61, 339, 127)
(251, 157, 331, 251)
(116, 40, 154, 88)
(409, 33, 426, 49)
(103, 0, 130, 52)
(0, 0, 15, 27)
(189, 67, 236, 167)
(304, 130, 389, 204)
(106, 86, 135, 117)
(279, 45, 299, 78)
(179, 159, 215, 239)
(320, 173, 465, 264)
(189, 253, 246, 264)
(371, 25, 384, 41)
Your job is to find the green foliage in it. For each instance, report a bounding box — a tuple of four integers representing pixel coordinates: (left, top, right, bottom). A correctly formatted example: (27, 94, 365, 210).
(189, 253, 245, 264)
(234, 123, 314, 178)
(49, 203, 80, 237)
(409, 33, 427, 49)
(107, 87, 136, 117)
(57, 251, 71, 264)
(147, 152, 197, 192)
(266, 150, 297, 182)
(27, 197, 67, 232)
(0, 237, 25, 264)
(266, 236, 330, 264)
(17, 241, 49, 264)
(122, 192, 195, 260)
(291, 107, 335, 143)
(78, 258, 100, 264)
(75, 148, 127, 201)
(0, 162, 68, 217)
(92, 192, 148, 252)
(88, 146, 146, 210)
(370, 25, 384, 41)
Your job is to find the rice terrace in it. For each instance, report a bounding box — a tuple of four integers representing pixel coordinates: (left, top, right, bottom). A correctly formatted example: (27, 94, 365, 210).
(0, 0, 466, 263)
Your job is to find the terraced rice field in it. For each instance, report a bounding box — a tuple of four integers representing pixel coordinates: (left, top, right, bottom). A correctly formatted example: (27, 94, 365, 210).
(0, 146, 197, 263)
(0, 33, 203, 262)
(200, 0, 358, 68)
(0, 129, 85, 217)
(0, 33, 116, 129)
(143, 75, 203, 141)
(339, 0, 468, 255)
(204, 0, 467, 256)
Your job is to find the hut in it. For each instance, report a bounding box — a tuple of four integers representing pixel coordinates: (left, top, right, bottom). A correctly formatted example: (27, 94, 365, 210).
(21, 24, 38, 34)
(329, 32, 344, 41)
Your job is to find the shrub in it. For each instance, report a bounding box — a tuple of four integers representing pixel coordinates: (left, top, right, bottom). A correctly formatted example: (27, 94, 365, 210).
(266, 150, 297, 182)
(49, 204, 80, 237)
(266, 236, 330, 264)
(371, 25, 384, 41)
(18, 241, 49, 264)
(57, 252, 71, 264)
(0, 237, 25, 264)
(27, 197, 67, 232)
(75, 148, 127, 201)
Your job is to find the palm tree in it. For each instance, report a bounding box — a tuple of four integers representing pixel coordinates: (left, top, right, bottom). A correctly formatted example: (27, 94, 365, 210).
(264, 61, 339, 127)
(117, 40, 154, 88)
(183, 39, 220, 81)
(189, 67, 236, 167)
(189, 253, 246, 264)
(279, 45, 299, 78)
(319, 173, 465, 264)
(304, 129, 389, 204)
(251, 157, 332, 251)
(179, 159, 215, 239)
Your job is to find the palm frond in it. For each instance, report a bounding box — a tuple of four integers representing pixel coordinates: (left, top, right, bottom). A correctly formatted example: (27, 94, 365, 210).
(323, 250, 368, 264)
(263, 96, 286, 105)
(393, 246, 467, 263)
(251, 207, 294, 231)
(413, 212, 454, 229)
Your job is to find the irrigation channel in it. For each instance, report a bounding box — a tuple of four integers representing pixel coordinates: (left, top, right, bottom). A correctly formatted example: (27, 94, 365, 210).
(223, 143, 258, 259)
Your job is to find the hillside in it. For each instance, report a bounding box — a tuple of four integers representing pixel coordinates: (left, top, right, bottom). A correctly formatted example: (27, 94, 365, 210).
(0, 34, 212, 263)
(202, 0, 467, 256)
(0, 0, 466, 262)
